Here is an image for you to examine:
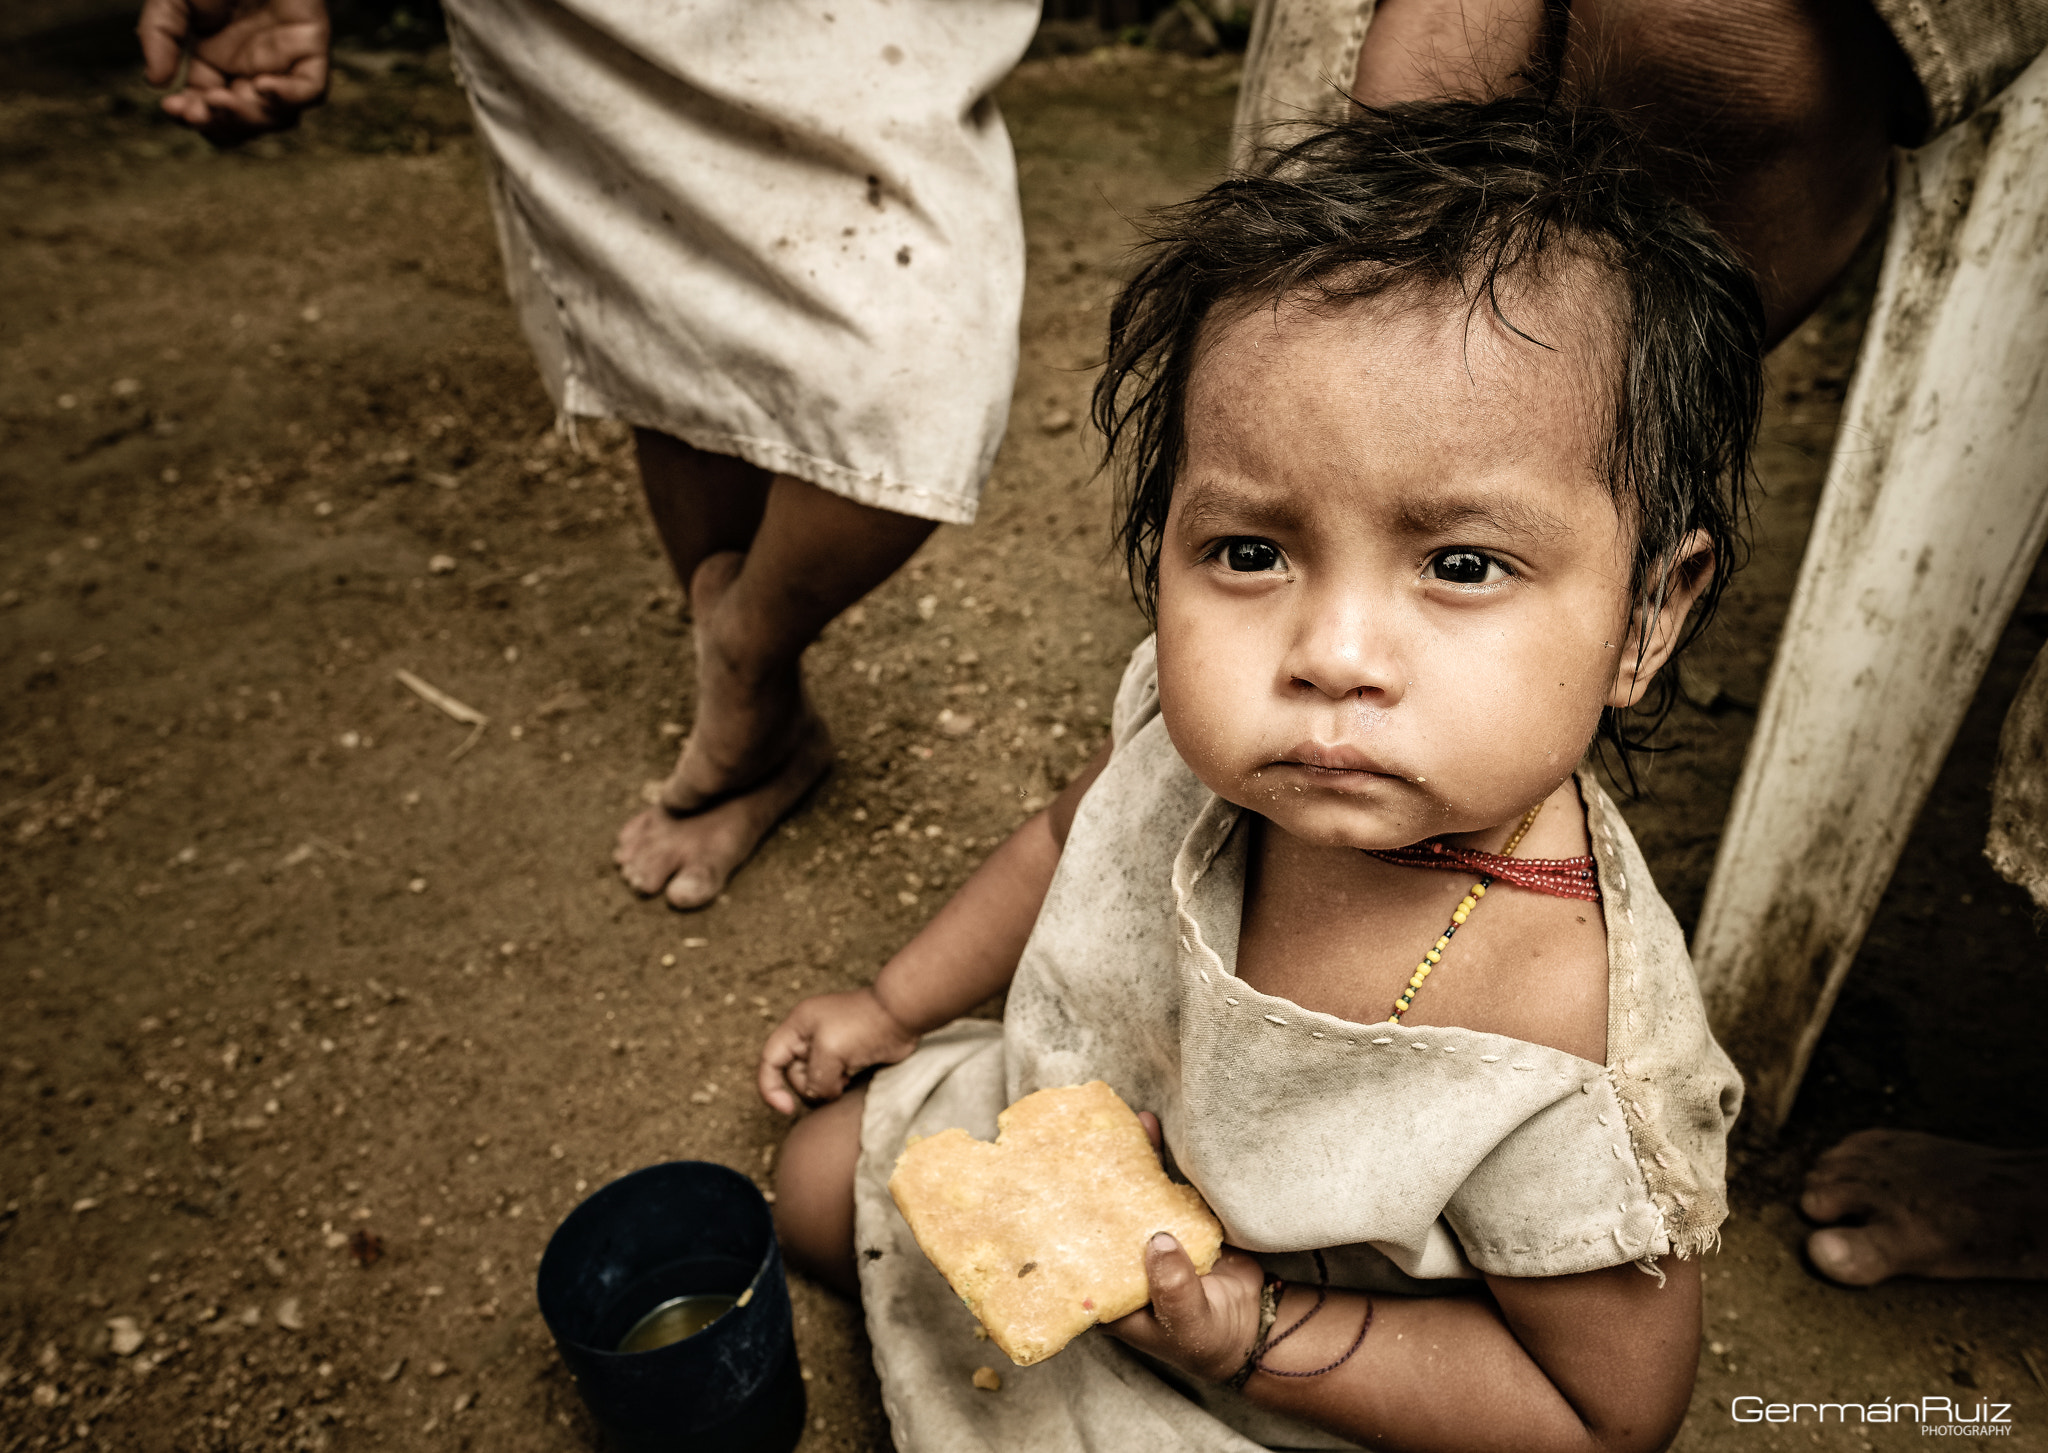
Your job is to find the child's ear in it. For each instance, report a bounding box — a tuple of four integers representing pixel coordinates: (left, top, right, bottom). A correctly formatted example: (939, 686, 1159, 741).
(1607, 529, 1715, 711)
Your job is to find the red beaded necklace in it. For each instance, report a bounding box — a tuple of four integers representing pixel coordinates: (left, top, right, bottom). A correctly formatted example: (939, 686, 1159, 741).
(1365, 803, 1600, 1024)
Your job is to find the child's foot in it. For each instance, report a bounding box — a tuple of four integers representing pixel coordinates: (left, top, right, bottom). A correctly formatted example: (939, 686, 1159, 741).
(660, 551, 814, 815)
(1800, 1129, 2048, 1285)
(614, 714, 834, 909)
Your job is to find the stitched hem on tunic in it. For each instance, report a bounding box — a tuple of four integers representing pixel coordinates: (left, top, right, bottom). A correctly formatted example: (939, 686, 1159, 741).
(553, 396, 984, 526)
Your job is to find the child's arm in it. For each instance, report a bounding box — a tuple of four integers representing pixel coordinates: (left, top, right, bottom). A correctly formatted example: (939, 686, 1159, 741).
(1114, 1237, 1700, 1453)
(755, 743, 1110, 1114)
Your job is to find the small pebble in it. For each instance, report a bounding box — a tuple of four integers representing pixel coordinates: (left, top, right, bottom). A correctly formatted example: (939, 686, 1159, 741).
(428, 554, 457, 575)
(971, 1366, 1002, 1392)
(274, 1298, 305, 1331)
(107, 1317, 144, 1356)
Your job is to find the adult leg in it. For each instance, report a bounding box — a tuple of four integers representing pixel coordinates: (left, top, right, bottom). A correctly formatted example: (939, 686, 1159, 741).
(772, 1087, 866, 1299)
(1340, 0, 1917, 343)
(615, 435, 936, 908)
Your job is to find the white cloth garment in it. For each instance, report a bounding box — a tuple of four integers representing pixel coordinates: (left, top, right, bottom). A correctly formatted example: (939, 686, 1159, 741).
(854, 637, 1740, 1452)
(442, 0, 1038, 524)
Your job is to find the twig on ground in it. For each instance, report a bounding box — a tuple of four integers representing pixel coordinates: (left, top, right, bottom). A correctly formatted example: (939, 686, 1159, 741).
(307, 833, 366, 864)
(0, 776, 68, 820)
(394, 669, 488, 761)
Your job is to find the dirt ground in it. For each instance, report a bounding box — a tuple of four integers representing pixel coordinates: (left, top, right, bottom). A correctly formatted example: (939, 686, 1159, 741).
(2, 20, 2044, 1453)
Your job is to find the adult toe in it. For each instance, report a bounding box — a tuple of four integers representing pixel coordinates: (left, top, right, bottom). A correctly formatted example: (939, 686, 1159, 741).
(665, 863, 722, 911)
(615, 808, 683, 894)
(1799, 1171, 1871, 1225)
(1806, 1226, 1901, 1287)
(1800, 1132, 1895, 1222)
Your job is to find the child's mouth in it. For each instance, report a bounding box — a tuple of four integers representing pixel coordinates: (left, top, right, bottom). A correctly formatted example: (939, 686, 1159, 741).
(1271, 741, 1409, 783)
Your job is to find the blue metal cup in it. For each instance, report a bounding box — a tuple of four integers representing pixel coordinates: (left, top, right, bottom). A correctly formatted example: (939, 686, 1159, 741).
(538, 1162, 805, 1452)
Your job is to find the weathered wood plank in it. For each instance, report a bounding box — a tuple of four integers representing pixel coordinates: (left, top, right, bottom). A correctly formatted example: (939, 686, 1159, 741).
(1692, 51, 2048, 1130)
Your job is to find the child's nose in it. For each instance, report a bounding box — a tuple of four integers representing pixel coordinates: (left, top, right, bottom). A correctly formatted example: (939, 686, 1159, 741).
(1286, 596, 1404, 703)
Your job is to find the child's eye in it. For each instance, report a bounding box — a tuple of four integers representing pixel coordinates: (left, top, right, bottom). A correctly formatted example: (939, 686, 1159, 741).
(1220, 539, 1283, 573)
(1427, 549, 1506, 585)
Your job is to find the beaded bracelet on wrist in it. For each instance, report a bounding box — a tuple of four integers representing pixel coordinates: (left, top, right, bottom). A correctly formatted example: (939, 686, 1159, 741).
(1225, 1251, 1376, 1385)
(1224, 1275, 1282, 1391)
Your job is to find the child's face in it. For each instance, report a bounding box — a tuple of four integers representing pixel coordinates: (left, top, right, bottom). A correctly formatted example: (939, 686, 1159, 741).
(1155, 284, 1685, 849)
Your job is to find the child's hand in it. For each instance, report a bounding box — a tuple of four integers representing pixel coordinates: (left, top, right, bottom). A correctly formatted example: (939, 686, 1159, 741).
(1105, 1234, 1268, 1383)
(756, 987, 918, 1115)
(1104, 1108, 1267, 1381)
(139, 0, 332, 146)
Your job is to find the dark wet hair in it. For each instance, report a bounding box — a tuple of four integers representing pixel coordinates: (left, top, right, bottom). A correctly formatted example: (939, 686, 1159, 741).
(1092, 97, 1764, 773)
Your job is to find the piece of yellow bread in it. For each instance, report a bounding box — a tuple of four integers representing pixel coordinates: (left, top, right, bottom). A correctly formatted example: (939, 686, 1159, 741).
(887, 1080, 1223, 1366)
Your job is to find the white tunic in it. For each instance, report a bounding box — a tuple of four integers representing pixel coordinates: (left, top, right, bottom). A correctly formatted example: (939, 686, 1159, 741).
(442, 0, 1038, 524)
(855, 637, 1740, 1451)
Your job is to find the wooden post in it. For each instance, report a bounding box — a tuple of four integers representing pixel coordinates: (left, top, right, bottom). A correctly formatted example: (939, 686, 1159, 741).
(1692, 52, 2048, 1131)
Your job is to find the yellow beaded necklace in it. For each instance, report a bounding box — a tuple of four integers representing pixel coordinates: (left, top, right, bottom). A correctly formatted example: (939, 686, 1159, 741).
(1385, 802, 1544, 1024)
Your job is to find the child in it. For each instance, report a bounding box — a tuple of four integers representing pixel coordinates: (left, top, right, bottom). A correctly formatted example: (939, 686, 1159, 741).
(758, 98, 1759, 1452)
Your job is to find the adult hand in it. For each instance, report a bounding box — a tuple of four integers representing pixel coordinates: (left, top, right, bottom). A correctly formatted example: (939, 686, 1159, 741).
(139, 0, 332, 146)
(756, 987, 919, 1114)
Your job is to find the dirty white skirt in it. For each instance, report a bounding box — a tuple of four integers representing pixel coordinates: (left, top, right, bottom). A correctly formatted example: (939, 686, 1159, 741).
(441, 0, 1038, 524)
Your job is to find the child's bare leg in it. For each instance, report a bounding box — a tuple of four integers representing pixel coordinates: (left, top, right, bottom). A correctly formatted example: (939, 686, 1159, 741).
(1801, 1129, 2048, 1285)
(633, 428, 775, 585)
(615, 431, 935, 908)
(772, 1087, 866, 1299)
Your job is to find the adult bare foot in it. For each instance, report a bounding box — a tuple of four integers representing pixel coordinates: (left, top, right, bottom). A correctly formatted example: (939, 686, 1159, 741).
(614, 711, 835, 909)
(659, 551, 815, 815)
(1800, 1129, 2048, 1285)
